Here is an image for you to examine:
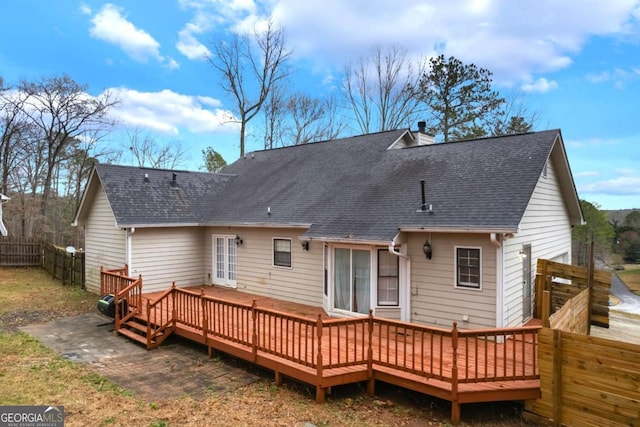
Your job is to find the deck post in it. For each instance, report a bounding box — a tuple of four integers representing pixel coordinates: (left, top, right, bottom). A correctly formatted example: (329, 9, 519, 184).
(171, 282, 177, 330)
(367, 309, 375, 397)
(315, 314, 324, 403)
(587, 241, 595, 335)
(201, 288, 208, 344)
(146, 299, 152, 349)
(251, 300, 258, 362)
(451, 322, 460, 425)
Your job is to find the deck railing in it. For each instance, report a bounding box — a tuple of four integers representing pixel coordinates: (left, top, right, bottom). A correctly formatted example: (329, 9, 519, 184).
(114, 275, 142, 330)
(100, 265, 131, 295)
(456, 326, 539, 383)
(372, 318, 452, 381)
(255, 308, 318, 367)
(101, 268, 539, 397)
(145, 285, 175, 349)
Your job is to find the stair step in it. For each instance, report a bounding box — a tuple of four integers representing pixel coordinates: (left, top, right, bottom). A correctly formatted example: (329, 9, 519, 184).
(117, 327, 152, 346)
(124, 320, 148, 333)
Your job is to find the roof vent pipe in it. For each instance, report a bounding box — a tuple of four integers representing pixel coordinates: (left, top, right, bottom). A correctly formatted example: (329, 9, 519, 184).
(171, 173, 177, 187)
(420, 179, 426, 211)
(418, 121, 426, 133)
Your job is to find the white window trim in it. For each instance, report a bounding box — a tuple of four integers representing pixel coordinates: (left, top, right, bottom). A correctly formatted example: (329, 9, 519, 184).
(272, 237, 293, 269)
(454, 246, 483, 291)
(377, 248, 399, 306)
(212, 234, 237, 288)
(329, 244, 375, 317)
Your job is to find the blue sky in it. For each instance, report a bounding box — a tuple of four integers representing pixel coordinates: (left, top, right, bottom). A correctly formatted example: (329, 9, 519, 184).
(1, 0, 639, 210)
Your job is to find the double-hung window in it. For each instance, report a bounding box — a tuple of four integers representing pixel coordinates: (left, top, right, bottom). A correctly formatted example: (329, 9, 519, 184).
(377, 249, 399, 305)
(273, 238, 292, 268)
(456, 247, 481, 289)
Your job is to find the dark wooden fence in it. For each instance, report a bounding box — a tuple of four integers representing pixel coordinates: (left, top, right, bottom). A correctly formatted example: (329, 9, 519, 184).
(0, 238, 42, 266)
(42, 244, 85, 288)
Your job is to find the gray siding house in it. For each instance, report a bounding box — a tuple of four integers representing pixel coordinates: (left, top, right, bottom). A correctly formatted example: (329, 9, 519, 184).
(73, 128, 582, 329)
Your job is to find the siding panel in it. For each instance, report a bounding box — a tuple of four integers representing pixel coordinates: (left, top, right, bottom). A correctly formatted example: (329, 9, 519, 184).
(410, 233, 497, 329)
(203, 227, 324, 307)
(502, 158, 572, 327)
(131, 228, 205, 293)
(84, 187, 126, 294)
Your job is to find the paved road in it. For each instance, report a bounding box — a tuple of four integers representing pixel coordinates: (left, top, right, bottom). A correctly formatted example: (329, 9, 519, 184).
(610, 272, 640, 315)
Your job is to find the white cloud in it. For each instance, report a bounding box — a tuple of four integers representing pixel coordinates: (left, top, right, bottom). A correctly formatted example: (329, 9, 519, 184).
(107, 88, 237, 134)
(521, 77, 558, 93)
(580, 175, 640, 196)
(575, 171, 600, 178)
(177, 0, 257, 60)
(176, 0, 640, 86)
(587, 67, 640, 88)
(177, 28, 212, 59)
(89, 4, 177, 69)
(79, 3, 91, 15)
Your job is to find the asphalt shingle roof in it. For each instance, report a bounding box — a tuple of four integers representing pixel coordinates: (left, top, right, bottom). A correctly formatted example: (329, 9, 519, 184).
(94, 164, 231, 226)
(213, 128, 562, 241)
(92, 128, 567, 241)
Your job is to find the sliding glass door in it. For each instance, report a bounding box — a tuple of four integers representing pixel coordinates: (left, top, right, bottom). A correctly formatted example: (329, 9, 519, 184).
(334, 248, 370, 314)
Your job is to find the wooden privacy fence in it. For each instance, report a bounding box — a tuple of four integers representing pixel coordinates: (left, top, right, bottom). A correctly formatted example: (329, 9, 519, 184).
(547, 288, 590, 334)
(42, 244, 85, 287)
(0, 238, 42, 266)
(535, 258, 610, 328)
(525, 328, 640, 426)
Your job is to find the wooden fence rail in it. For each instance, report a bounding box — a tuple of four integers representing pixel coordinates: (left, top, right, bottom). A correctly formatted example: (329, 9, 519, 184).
(42, 244, 85, 287)
(0, 239, 42, 266)
(525, 328, 640, 426)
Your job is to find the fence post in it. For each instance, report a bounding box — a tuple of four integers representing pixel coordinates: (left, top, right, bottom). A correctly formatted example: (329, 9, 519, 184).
(587, 241, 595, 335)
(542, 291, 551, 328)
(552, 329, 563, 427)
(52, 248, 57, 280)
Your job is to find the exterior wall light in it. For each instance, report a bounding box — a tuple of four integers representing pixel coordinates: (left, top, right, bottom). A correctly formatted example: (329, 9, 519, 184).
(235, 235, 243, 246)
(301, 241, 309, 251)
(423, 241, 432, 259)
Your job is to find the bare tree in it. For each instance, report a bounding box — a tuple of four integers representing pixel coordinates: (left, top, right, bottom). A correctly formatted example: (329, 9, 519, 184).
(0, 86, 31, 194)
(287, 93, 346, 144)
(343, 45, 424, 134)
(262, 82, 287, 150)
(18, 74, 118, 227)
(126, 128, 189, 169)
(208, 21, 292, 157)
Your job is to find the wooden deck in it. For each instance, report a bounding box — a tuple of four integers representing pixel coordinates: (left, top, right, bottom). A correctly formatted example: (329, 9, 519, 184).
(102, 268, 540, 424)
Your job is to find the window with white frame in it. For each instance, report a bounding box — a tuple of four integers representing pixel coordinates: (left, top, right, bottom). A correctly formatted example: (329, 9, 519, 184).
(455, 247, 481, 289)
(273, 238, 292, 267)
(377, 249, 399, 306)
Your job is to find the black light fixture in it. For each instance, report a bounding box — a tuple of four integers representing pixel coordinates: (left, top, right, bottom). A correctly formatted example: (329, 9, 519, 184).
(301, 241, 309, 251)
(423, 240, 432, 259)
(235, 235, 243, 246)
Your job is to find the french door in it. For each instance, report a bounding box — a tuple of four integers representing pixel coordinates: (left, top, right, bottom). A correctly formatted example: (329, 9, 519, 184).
(213, 235, 237, 288)
(334, 248, 370, 314)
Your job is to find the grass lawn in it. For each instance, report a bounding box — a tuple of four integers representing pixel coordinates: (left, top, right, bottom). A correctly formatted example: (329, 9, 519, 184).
(618, 264, 640, 295)
(0, 268, 528, 426)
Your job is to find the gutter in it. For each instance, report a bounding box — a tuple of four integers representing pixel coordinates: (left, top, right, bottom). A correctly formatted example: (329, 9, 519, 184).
(490, 233, 504, 329)
(389, 232, 411, 322)
(126, 227, 135, 274)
